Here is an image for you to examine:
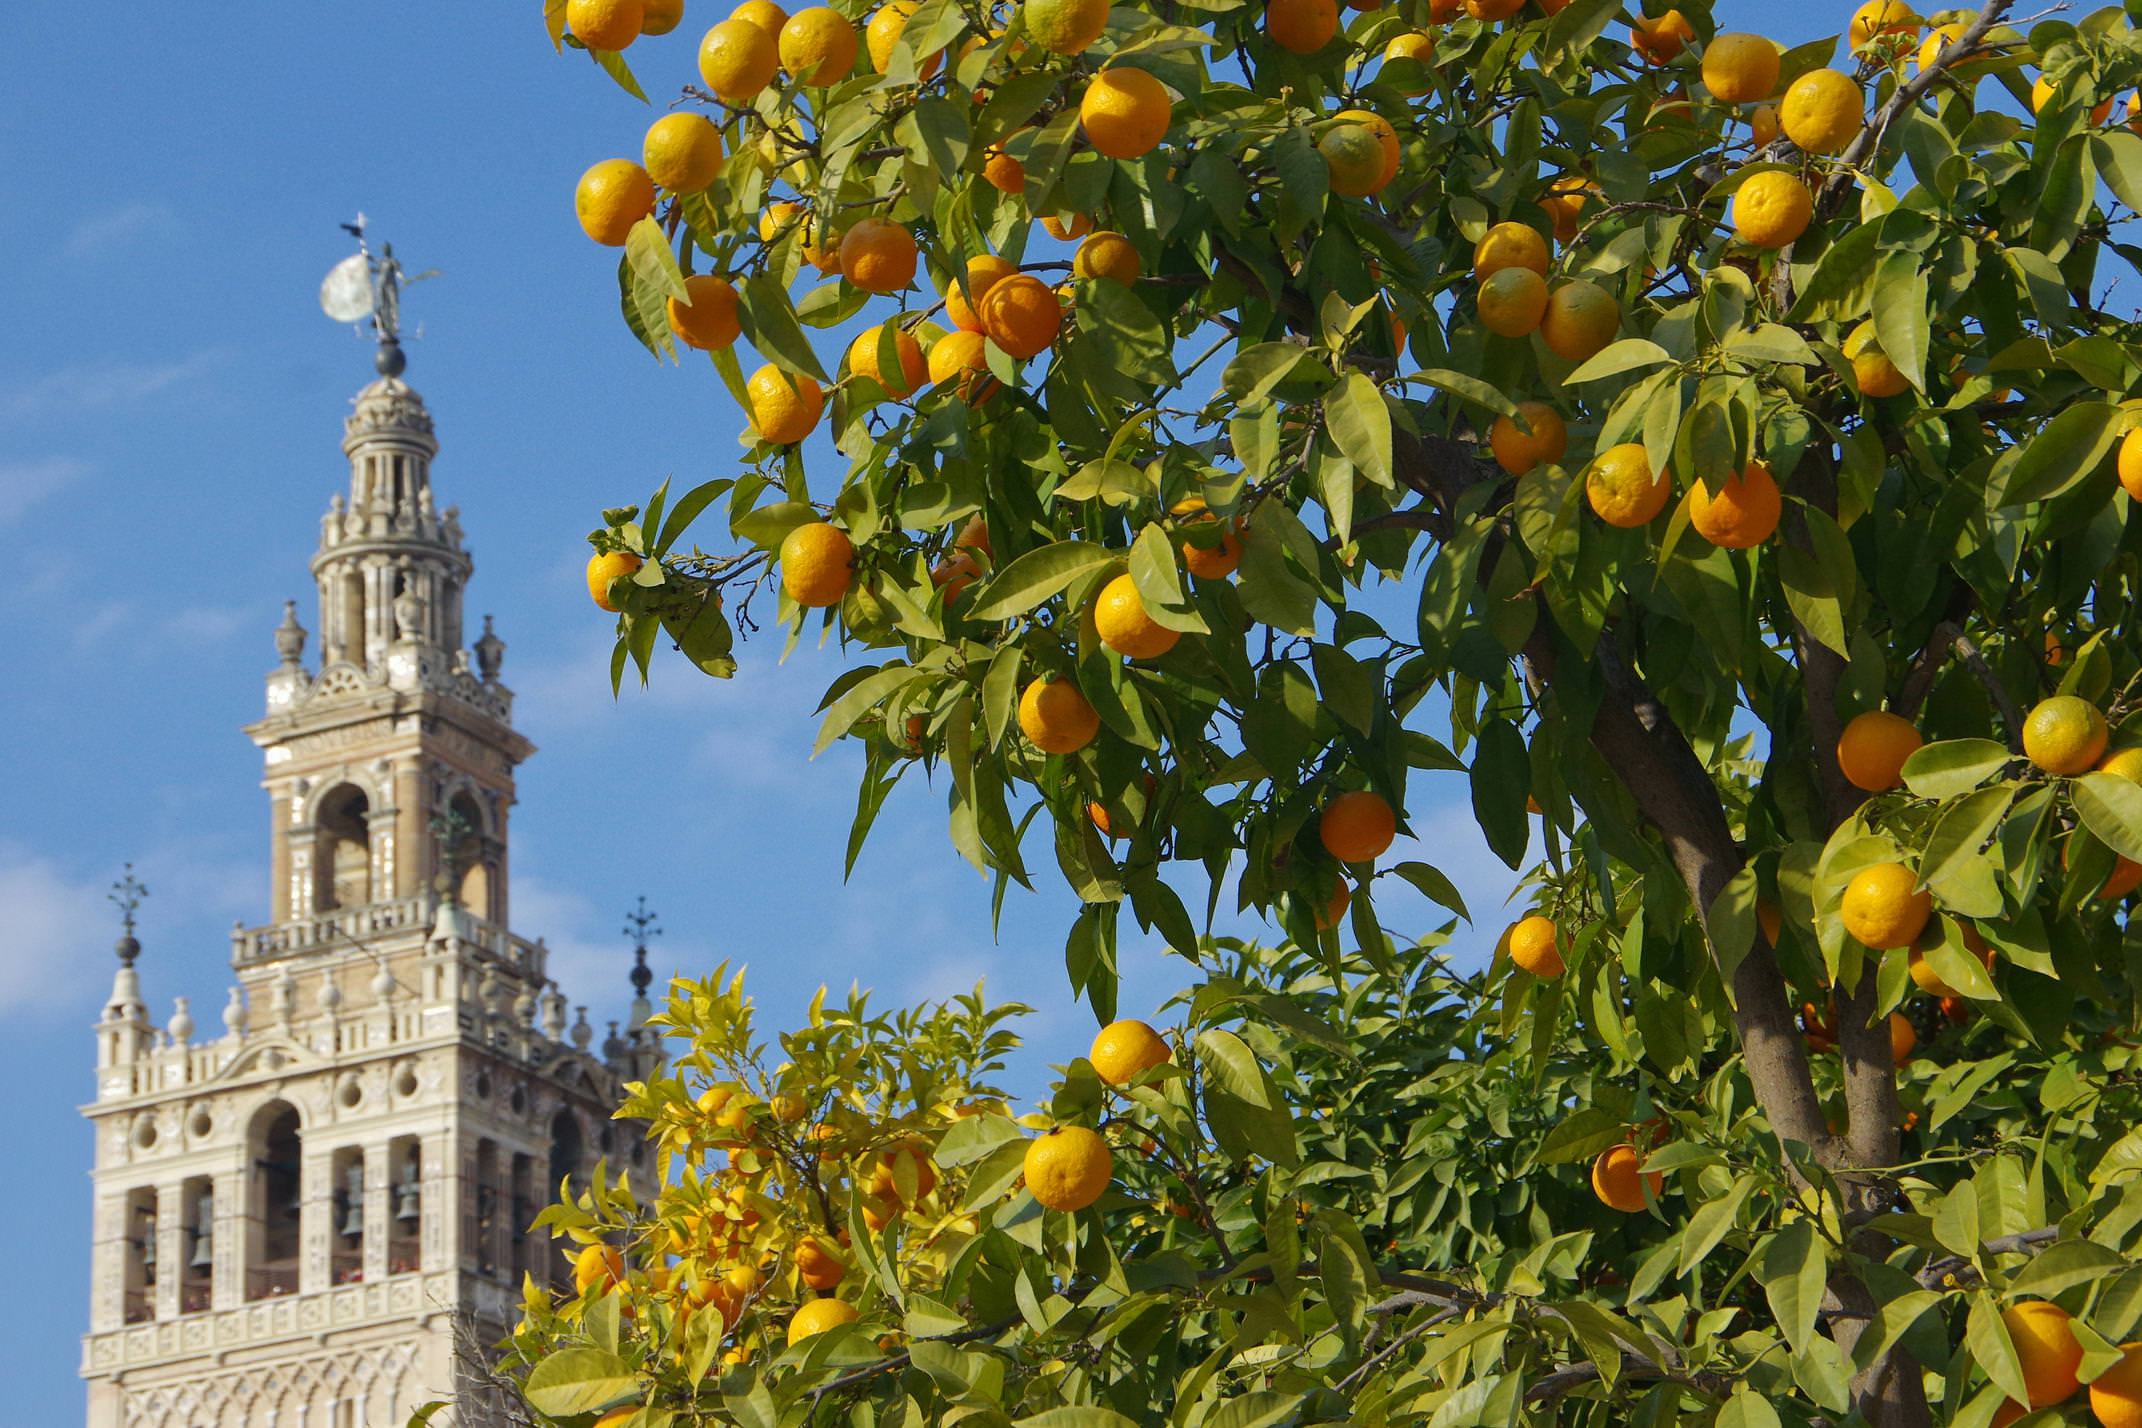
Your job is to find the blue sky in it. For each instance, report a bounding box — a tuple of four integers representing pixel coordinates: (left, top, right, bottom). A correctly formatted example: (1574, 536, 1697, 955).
(1, 0, 1852, 1418)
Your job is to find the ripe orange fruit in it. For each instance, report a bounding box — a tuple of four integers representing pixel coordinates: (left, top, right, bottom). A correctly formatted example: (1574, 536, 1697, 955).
(2005, 1301, 2083, 1408)
(1474, 220, 1550, 279)
(779, 521, 853, 607)
(847, 323, 927, 399)
(1024, 1126, 1113, 1211)
(1585, 443, 1670, 527)
(1314, 879, 1351, 930)
(1080, 66, 1173, 159)
(1849, 0, 1918, 47)
(1024, 0, 1110, 54)
(699, 17, 780, 100)
(1591, 1144, 1661, 1212)
(640, 0, 685, 34)
(1840, 861, 1931, 949)
(1732, 170, 1812, 249)
(575, 160, 657, 246)
(745, 364, 824, 445)
(759, 201, 840, 271)
(927, 329, 996, 400)
(840, 217, 918, 293)
(787, 1297, 859, 1345)
(2102, 745, 2142, 783)
(570, 0, 645, 50)
(1019, 677, 1100, 753)
(2103, 855, 2142, 901)
(2023, 695, 2109, 774)
(1489, 400, 1567, 475)
(1320, 789, 1397, 863)
(1172, 497, 1243, 579)
(667, 274, 740, 350)
(587, 552, 643, 612)
(2032, 75, 2114, 126)
(1094, 573, 1180, 659)
(865, 1, 941, 75)
(1540, 280, 1619, 363)
(1090, 1019, 1171, 1083)
(731, 0, 788, 31)
(1780, 69, 1863, 155)
(1837, 710, 1922, 792)
(1687, 463, 1781, 549)
(1042, 211, 1095, 240)
(1701, 33, 1780, 104)
(1750, 104, 1781, 145)
(944, 254, 1019, 331)
(573, 1242, 627, 1292)
(1756, 899, 1783, 946)
(1463, 0, 1523, 18)
(1319, 124, 1389, 197)
(979, 273, 1062, 358)
(1539, 176, 1598, 242)
(1382, 32, 1435, 94)
(795, 1237, 846, 1290)
(1477, 267, 1548, 337)
(1334, 108, 1400, 189)
(1266, 0, 1336, 52)
(1629, 9, 1693, 65)
(2090, 1341, 2142, 1427)
(1073, 230, 1141, 283)
(2118, 429, 2142, 500)
(981, 133, 1027, 193)
(643, 112, 725, 192)
(779, 7, 859, 82)
(1889, 1010, 1916, 1065)
(1507, 915, 1564, 977)
(1844, 319, 1910, 397)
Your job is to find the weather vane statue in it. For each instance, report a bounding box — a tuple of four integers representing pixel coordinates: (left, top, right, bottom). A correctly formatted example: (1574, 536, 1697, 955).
(318, 214, 436, 378)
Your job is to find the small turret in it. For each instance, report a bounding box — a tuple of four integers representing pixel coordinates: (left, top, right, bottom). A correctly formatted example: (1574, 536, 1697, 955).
(97, 867, 154, 1071)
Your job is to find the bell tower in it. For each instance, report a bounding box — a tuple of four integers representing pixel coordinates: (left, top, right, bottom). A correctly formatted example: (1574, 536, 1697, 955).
(80, 232, 663, 1428)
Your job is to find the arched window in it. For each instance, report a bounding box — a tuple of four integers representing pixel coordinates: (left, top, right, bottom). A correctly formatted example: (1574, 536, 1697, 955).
(316, 785, 371, 912)
(449, 791, 491, 919)
(547, 1111, 584, 1292)
(247, 1102, 301, 1300)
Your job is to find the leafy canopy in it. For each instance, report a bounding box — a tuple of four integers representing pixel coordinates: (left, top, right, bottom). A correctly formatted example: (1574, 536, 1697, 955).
(491, 0, 2142, 1422)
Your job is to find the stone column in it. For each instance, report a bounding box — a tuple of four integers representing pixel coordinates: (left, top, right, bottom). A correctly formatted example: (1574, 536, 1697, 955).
(154, 1180, 185, 1320)
(270, 791, 291, 924)
(210, 1164, 245, 1310)
(393, 759, 425, 900)
(300, 1147, 334, 1294)
(362, 1139, 392, 1284)
(420, 1127, 454, 1274)
(87, 1191, 126, 1333)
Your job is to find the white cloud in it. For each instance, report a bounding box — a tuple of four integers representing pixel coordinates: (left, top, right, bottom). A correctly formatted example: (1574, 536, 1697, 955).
(64, 203, 175, 258)
(0, 350, 224, 424)
(0, 456, 91, 527)
(0, 846, 110, 1015)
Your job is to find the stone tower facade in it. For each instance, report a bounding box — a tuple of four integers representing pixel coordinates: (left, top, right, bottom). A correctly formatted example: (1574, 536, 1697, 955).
(81, 358, 658, 1427)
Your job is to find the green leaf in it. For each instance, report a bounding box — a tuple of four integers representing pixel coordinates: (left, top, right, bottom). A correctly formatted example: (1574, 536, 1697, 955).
(1902, 739, 2013, 799)
(2074, 772, 2142, 862)
(1996, 401, 2120, 507)
(1679, 1173, 1757, 1276)
(1407, 367, 1523, 418)
(814, 665, 925, 756)
(1762, 1220, 1827, 1354)
(1871, 250, 1930, 392)
(1565, 338, 1675, 384)
(1195, 1028, 1298, 1167)
(2094, 130, 2142, 213)
(625, 217, 688, 303)
(1015, 1411, 1140, 1428)
(588, 45, 649, 101)
(738, 273, 831, 383)
(1966, 1294, 2031, 1408)
(1533, 1107, 1627, 1165)
(522, 1349, 638, 1416)
(1470, 719, 1531, 869)
(966, 542, 1118, 621)
(1388, 860, 1469, 919)
(1324, 372, 1393, 488)
(1717, 1386, 1782, 1428)
(1223, 343, 1316, 407)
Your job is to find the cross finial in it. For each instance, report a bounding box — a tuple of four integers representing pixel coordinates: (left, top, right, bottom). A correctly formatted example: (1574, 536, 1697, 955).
(623, 896, 660, 998)
(110, 864, 148, 938)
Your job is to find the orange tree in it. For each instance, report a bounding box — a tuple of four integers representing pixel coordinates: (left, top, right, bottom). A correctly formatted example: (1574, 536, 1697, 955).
(503, 0, 2142, 1421)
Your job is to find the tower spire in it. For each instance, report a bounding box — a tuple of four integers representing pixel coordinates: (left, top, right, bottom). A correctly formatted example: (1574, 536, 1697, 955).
(623, 896, 659, 1026)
